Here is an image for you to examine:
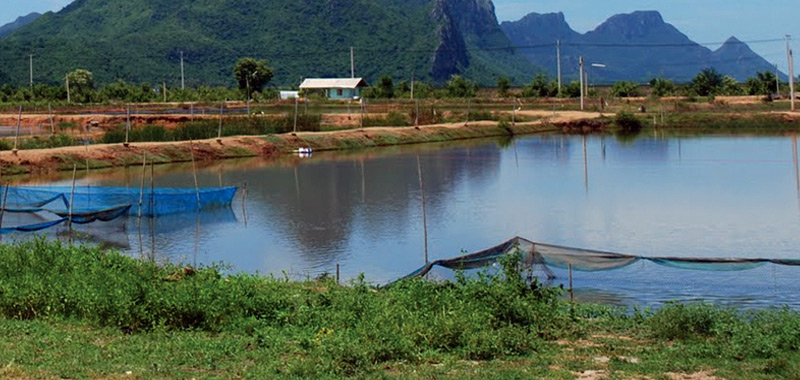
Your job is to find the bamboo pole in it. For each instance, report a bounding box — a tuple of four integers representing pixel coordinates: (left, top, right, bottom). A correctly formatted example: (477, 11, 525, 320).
(124, 104, 131, 147)
(512, 98, 517, 127)
(48, 104, 55, 135)
(0, 183, 9, 231)
(68, 164, 77, 228)
(217, 103, 224, 143)
(416, 154, 429, 263)
(414, 99, 419, 129)
(189, 140, 201, 210)
(241, 181, 248, 227)
(150, 163, 155, 217)
(294, 97, 299, 134)
(138, 154, 147, 218)
(568, 263, 574, 303)
(13, 105, 21, 155)
(466, 98, 471, 126)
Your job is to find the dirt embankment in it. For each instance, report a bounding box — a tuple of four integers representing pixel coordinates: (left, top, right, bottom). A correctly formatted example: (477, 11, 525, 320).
(0, 113, 226, 133)
(0, 111, 606, 175)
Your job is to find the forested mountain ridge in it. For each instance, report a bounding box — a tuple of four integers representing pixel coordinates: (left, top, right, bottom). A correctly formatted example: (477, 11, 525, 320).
(0, 0, 537, 87)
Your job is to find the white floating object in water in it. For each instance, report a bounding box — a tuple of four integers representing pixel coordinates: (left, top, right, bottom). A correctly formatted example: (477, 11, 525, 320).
(294, 147, 313, 156)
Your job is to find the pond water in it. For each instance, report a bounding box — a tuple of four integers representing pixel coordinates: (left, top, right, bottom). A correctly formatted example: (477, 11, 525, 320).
(14, 132, 800, 309)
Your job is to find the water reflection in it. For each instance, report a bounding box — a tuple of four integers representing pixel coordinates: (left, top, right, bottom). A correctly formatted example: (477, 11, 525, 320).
(14, 134, 800, 309)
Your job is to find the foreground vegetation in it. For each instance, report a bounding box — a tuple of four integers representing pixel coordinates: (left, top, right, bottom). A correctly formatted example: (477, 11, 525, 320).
(0, 239, 798, 379)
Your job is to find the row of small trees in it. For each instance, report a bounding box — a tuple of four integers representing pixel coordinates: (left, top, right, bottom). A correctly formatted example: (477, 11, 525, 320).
(0, 58, 275, 104)
(0, 59, 790, 104)
(494, 68, 785, 100)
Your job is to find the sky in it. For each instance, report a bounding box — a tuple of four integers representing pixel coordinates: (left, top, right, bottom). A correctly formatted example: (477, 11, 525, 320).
(2, 0, 798, 72)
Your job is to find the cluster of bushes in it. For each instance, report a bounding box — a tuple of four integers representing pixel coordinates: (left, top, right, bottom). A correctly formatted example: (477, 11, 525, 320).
(0, 133, 83, 151)
(101, 115, 320, 144)
(1, 239, 800, 376)
(0, 82, 280, 105)
(0, 239, 568, 373)
(361, 74, 477, 100)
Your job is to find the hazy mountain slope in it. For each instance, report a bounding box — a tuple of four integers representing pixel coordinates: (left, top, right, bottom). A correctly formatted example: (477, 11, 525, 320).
(502, 10, 781, 83)
(0, 13, 41, 38)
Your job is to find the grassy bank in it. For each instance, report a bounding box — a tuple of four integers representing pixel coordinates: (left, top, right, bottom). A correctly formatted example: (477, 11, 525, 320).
(0, 240, 798, 379)
(0, 119, 560, 175)
(631, 112, 800, 136)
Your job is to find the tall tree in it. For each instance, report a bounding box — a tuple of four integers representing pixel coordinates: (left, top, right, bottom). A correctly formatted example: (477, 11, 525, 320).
(692, 68, 724, 96)
(233, 58, 274, 94)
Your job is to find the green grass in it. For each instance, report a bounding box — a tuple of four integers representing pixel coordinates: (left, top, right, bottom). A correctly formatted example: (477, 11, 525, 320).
(0, 133, 86, 151)
(657, 113, 800, 135)
(101, 115, 322, 144)
(0, 239, 799, 378)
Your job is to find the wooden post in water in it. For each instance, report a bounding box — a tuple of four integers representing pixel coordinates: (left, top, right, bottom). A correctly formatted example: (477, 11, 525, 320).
(416, 154, 429, 263)
(793, 135, 799, 203)
(138, 154, 146, 218)
(583, 135, 588, 193)
(336, 263, 340, 285)
(0, 183, 9, 230)
(150, 163, 155, 216)
(189, 140, 201, 210)
(241, 181, 248, 227)
(68, 164, 77, 228)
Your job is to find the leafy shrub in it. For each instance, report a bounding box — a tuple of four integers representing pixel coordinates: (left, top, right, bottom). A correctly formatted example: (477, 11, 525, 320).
(613, 111, 643, 135)
(648, 303, 727, 340)
(363, 111, 408, 127)
(611, 81, 640, 97)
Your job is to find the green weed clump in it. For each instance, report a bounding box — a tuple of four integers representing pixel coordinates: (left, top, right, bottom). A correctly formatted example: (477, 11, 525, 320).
(613, 111, 644, 136)
(646, 303, 800, 360)
(0, 134, 84, 151)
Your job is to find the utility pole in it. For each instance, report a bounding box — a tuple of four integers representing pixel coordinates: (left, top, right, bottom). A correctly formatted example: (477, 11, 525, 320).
(410, 73, 415, 100)
(350, 46, 355, 78)
(66, 73, 71, 103)
(293, 96, 299, 133)
(788, 35, 796, 112)
(180, 51, 185, 90)
(557, 40, 562, 93)
(29, 54, 33, 90)
(579, 56, 585, 111)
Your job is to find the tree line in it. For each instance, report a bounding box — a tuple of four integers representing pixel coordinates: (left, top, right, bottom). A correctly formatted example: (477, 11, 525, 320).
(0, 58, 791, 104)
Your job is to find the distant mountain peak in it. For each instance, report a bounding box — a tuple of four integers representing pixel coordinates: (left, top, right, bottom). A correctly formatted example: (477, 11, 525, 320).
(499, 11, 579, 45)
(502, 10, 781, 82)
(589, 10, 679, 41)
(724, 36, 743, 44)
(0, 12, 42, 38)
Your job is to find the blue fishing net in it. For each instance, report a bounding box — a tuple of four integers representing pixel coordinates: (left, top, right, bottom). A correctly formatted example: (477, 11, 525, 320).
(4, 186, 237, 216)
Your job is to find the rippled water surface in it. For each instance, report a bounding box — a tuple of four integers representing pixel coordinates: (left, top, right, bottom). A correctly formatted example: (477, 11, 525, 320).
(18, 134, 800, 308)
